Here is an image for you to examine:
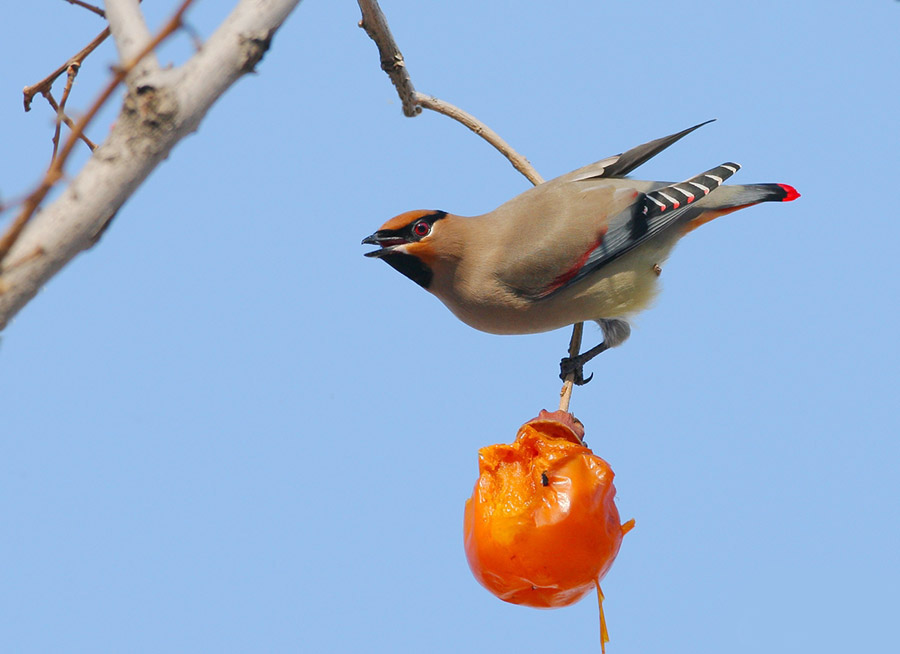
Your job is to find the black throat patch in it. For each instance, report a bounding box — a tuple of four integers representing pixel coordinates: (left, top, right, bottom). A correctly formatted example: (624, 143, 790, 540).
(382, 251, 433, 289)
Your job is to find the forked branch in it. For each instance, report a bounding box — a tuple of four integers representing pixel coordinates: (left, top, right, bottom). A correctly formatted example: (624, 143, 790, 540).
(0, 0, 195, 268)
(0, 0, 303, 330)
(23, 27, 110, 112)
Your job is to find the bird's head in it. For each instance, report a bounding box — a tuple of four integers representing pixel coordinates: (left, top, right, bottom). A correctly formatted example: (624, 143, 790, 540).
(362, 210, 450, 289)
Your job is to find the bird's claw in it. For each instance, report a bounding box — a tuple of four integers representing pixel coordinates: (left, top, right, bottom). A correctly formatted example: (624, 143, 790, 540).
(559, 340, 611, 386)
(560, 356, 594, 385)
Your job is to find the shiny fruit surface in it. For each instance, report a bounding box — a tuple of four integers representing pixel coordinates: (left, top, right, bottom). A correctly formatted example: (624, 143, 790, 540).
(464, 411, 632, 608)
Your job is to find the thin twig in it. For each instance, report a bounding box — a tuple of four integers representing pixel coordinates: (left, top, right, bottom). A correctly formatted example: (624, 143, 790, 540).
(357, 0, 542, 184)
(0, 0, 196, 267)
(558, 323, 584, 412)
(48, 64, 93, 163)
(23, 27, 110, 112)
(46, 90, 64, 163)
(181, 20, 205, 51)
(357, 0, 420, 117)
(415, 93, 544, 185)
(39, 89, 98, 153)
(63, 0, 106, 17)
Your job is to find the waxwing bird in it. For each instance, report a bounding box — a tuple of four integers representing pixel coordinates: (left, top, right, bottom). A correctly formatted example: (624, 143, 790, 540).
(363, 121, 799, 383)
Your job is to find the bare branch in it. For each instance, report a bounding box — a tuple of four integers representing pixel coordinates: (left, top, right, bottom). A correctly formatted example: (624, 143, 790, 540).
(63, 0, 106, 17)
(105, 0, 160, 79)
(23, 27, 110, 112)
(0, 0, 195, 269)
(43, 70, 97, 164)
(38, 87, 98, 154)
(416, 93, 544, 185)
(358, 1, 541, 183)
(0, 0, 303, 329)
(357, 0, 420, 117)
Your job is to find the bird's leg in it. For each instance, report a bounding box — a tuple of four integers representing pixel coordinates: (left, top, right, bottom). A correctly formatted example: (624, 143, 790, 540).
(559, 319, 631, 385)
(559, 341, 610, 385)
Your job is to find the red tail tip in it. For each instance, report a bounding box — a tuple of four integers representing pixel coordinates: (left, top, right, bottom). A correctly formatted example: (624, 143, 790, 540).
(778, 184, 800, 202)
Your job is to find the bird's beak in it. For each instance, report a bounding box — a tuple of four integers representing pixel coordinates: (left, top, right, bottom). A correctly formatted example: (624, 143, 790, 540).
(362, 231, 406, 258)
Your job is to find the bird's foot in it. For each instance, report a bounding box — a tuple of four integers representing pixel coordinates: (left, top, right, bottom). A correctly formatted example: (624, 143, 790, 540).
(560, 356, 593, 385)
(559, 341, 611, 386)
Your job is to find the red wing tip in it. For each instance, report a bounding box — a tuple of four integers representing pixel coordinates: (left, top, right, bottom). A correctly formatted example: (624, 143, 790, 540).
(778, 184, 800, 202)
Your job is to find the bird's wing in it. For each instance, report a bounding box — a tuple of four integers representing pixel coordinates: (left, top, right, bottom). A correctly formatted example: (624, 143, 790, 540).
(536, 162, 741, 298)
(557, 120, 715, 183)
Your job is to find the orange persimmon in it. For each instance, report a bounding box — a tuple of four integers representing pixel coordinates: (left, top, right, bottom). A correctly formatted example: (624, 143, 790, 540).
(464, 410, 633, 649)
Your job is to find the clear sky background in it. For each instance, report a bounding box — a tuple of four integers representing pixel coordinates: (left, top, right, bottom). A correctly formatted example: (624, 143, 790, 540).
(2, 1, 898, 652)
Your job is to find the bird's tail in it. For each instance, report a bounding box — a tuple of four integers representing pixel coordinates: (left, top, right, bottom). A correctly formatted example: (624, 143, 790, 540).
(681, 182, 799, 233)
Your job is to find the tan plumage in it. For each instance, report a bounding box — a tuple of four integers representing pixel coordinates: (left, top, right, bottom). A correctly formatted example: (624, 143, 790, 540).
(363, 122, 798, 379)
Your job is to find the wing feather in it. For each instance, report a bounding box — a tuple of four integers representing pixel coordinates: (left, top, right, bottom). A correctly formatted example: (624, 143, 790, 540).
(537, 162, 740, 298)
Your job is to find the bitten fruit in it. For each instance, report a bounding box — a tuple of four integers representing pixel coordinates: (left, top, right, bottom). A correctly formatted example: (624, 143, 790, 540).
(464, 410, 633, 650)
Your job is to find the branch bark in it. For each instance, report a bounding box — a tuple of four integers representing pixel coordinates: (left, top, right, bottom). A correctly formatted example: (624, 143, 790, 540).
(0, 0, 302, 329)
(105, 0, 160, 81)
(357, 0, 419, 117)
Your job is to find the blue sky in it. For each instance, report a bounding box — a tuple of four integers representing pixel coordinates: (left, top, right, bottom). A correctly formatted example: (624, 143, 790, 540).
(2, 1, 898, 652)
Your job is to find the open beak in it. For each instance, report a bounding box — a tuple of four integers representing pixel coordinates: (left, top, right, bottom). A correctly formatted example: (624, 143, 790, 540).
(362, 232, 407, 258)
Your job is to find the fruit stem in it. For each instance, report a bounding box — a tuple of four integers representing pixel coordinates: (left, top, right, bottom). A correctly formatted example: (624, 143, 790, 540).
(594, 578, 609, 654)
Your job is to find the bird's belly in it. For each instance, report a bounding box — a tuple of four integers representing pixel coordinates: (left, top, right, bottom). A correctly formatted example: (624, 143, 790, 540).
(435, 242, 671, 335)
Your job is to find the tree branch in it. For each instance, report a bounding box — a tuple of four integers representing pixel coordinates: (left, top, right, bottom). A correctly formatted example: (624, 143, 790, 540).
(0, 0, 303, 329)
(415, 93, 543, 186)
(105, 0, 160, 80)
(0, 0, 195, 270)
(64, 0, 106, 18)
(357, 0, 419, 117)
(23, 27, 110, 112)
(47, 65, 98, 164)
(357, 0, 541, 183)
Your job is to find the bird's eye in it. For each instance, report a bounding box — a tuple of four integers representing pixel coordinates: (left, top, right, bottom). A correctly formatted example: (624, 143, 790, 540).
(412, 220, 431, 238)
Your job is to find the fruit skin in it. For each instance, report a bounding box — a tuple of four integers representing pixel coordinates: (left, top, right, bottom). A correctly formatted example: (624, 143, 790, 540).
(464, 411, 629, 608)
